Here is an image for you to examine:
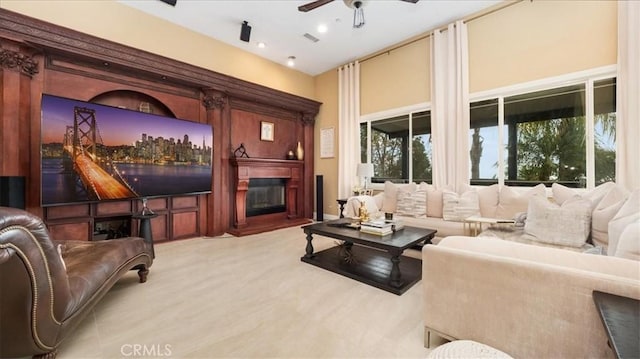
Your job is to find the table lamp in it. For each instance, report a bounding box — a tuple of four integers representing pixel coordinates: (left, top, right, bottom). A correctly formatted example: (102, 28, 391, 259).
(356, 163, 374, 190)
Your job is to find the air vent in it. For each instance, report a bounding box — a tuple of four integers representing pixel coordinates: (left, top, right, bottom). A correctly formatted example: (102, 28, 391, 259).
(303, 33, 320, 43)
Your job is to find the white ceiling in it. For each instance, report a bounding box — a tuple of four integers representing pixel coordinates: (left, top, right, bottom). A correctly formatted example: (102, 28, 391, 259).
(119, 0, 503, 76)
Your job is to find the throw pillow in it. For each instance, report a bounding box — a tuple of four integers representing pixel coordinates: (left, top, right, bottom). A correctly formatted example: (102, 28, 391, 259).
(442, 190, 480, 222)
(477, 184, 499, 218)
(552, 181, 616, 207)
(395, 184, 427, 217)
(608, 189, 639, 257)
(496, 184, 546, 219)
(395, 187, 415, 216)
(591, 184, 629, 248)
(613, 221, 640, 261)
(382, 181, 416, 213)
(425, 184, 453, 218)
(524, 195, 592, 248)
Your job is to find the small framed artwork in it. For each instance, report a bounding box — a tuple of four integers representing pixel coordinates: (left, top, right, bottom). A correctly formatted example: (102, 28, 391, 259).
(260, 121, 274, 141)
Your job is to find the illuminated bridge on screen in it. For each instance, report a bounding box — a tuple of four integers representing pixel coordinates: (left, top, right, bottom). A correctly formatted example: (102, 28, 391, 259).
(62, 106, 138, 200)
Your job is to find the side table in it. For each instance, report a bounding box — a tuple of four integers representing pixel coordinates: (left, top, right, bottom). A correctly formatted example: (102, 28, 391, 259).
(132, 213, 158, 258)
(593, 290, 640, 359)
(464, 216, 515, 236)
(336, 198, 348, 218)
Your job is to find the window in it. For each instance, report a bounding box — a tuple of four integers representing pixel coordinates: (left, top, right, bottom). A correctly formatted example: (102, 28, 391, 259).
(359, 71, 615, 189)
(360, 110, 432, 184)
(470, 75, 616, 188)
(469, 99, 499, 184)
(593, 78, 616, 185)
(505, 84, 587, 186)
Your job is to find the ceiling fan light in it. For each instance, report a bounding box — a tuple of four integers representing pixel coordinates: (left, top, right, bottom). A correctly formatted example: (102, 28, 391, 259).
(353, 7, 365, 28)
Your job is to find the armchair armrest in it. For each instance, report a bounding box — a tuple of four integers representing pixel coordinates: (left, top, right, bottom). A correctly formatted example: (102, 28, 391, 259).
(422, 236, 640, 358)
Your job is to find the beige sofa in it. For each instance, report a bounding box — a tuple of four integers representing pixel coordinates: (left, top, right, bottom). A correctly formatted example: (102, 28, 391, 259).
(344, 182, 634, 252)
(344, 182, 548, 239)
(422, 236, 640, 358)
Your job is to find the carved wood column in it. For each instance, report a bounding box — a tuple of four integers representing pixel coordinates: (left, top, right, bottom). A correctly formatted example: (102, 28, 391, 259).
(0, 40, 41, 214)
(301, 112, 316, 219)
(287, 166, 300, 219)
(203, 89, 230, 236)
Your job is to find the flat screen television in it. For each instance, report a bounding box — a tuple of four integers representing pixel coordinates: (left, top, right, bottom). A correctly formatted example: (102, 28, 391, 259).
(41, 94, 213, 206)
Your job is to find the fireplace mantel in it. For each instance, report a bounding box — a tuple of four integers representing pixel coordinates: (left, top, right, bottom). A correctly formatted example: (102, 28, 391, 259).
(230, 158, 309, 236)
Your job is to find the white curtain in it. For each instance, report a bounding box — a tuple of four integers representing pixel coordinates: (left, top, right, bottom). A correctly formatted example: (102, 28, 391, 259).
(338, 61, 361, 198)
(616, 2, 640, 190)
(430, 20, 470, 190)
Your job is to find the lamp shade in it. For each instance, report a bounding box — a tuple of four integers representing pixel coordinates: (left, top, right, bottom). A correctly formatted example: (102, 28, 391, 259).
(356, 163, 374, 178)
(0, 176, 25, 209)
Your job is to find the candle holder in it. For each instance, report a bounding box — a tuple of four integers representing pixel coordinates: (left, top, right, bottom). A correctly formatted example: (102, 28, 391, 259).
(140, 197, 155, 216)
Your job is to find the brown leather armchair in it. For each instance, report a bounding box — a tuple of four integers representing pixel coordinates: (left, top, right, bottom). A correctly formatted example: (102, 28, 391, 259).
(0, 207, 153, 359)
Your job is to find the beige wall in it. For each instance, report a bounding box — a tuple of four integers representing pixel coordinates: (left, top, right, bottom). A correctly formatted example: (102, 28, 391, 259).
(0, 0, 316, 99)
(360, 37, 431, 115)
(313, 69, 340, 217)
(2, 0, 620, 219)
(468, 0, 617, 93)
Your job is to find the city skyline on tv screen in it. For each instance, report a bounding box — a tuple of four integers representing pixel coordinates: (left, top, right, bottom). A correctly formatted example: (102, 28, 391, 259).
(41, 94, 213, 206)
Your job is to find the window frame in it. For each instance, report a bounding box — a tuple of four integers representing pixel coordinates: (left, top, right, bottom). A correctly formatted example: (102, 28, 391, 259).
(469, 65, 616, 189)
(358, 65, 617, 191)
(360, 102, 430, 189)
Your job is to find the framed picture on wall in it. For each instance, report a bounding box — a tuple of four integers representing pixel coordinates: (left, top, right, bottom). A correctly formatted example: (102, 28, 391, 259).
(260, 121, 274, 141)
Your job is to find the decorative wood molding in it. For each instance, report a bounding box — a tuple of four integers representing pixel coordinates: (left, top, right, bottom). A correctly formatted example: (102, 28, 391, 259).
(301, 112, 316, 126)
(0, 47, 38, 76)
(202, 93, 227, 110)
(0, 9, 321, 116)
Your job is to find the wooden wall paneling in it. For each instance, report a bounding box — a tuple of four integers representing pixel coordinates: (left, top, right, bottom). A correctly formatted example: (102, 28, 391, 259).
(45, 204, 90, 220)
(149, 213, 168, 243)
(1, 9, 321, 238)
(203, 89, 229, 237)
(302, 115, 316, 218)
(172, 211, 198, 239)
(95, 200, 133, 217)
(47, 219, 91, 241)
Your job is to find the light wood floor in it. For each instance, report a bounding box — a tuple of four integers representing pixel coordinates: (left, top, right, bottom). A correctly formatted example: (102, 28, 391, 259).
(58, 225, 439, 358)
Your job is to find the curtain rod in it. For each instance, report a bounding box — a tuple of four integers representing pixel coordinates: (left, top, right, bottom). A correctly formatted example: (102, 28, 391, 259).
(356, 0, 523, 65)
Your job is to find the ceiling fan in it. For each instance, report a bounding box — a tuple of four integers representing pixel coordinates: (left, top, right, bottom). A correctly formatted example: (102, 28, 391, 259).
(298, 0, 419, 28)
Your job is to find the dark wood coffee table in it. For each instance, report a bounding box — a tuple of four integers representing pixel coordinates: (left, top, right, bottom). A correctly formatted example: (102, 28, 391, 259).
(301, 221, 436, 295)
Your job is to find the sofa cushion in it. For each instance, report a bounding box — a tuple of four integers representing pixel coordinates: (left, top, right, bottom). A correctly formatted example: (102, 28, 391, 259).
(613, 221, 640, 261)
(608, 189, 640, 257)
(426, 187, 444, 218)
(442, 190, 480, 222)
(496, 184, 546, 219)
(552, 181, 615, 207)
(381, 181, 415, 213)
(591, 184, 629, 248)
(478, 184, 499, 218)
(524, 195, 592, 248)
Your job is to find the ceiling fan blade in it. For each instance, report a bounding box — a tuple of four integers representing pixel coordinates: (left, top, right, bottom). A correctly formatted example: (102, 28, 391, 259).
(298, 0, 335, 12)
(158, 0, 177, 6)
(399, 0, 419, 3)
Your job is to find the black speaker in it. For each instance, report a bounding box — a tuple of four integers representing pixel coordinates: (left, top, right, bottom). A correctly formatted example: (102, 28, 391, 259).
(0, 176, 25, 209)
(316, 175, 323, 222)
(240, 21, 252, 42)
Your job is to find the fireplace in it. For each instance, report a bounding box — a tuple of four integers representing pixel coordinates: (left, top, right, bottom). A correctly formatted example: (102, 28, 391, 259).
(230, 158, 310, 236)
(246, 178, 286, 217)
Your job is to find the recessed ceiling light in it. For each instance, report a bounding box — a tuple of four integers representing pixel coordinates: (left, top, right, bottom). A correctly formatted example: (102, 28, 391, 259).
(287, 56, 296, 67)
(317, 24, 328, 33)
(257, 42, 266, 48)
